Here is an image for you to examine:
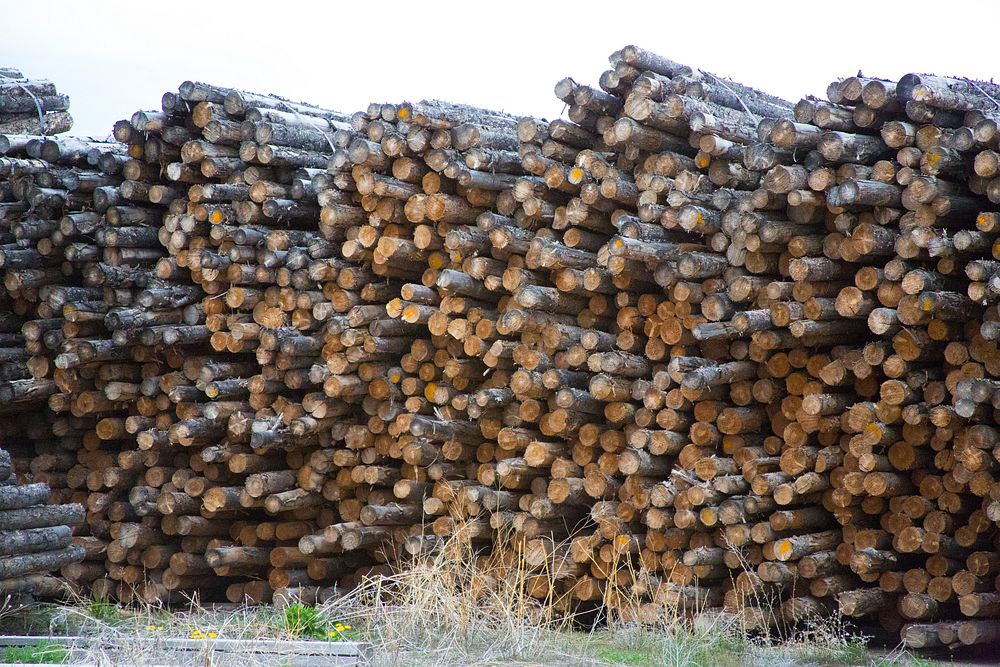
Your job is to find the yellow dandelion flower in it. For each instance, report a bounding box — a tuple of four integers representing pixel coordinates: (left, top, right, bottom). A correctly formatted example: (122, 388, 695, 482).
(207, 632, 218, 638)
(343, 625, 351, 630)
(328, 631, 337, 637)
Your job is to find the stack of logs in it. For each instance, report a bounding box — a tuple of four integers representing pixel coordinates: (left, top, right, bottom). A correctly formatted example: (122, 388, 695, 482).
(0, 446, 84, 599)
(0, 69, 73, 136)
(0, 74, 113, 602)
(3, 53, 1000, 651)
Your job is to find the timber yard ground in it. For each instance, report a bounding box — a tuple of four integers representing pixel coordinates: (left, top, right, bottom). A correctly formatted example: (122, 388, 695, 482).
(1, 558, 998, 667)
(0, 600, 995, 666)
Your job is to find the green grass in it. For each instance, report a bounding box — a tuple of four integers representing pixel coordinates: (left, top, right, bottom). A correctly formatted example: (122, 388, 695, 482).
(908, 658, 946, 667)
(588, 626, 751, 667)
(81, 597, 121, 625)
(865, 655, 949, 667)
(582, 616, 889, 667)
(595, 645, 651, 665)
(1, 641, 69, 664)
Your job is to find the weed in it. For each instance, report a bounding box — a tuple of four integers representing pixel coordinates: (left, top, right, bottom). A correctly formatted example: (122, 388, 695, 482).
(279, 603, 328, 640)
(82, 596, 121, 625)
(1, 640, 69, 664)
(270, 602, 354, 642)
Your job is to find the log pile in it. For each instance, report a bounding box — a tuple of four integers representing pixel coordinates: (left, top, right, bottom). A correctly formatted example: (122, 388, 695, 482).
(0, 446, 84, 598)
(0, 69, 73, 136)
(0, 73, 134, 600)
(2, 53, 1000, 651)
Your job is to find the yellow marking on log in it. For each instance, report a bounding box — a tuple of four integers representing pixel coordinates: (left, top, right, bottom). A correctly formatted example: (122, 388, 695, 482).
(777, 540, 792, 559)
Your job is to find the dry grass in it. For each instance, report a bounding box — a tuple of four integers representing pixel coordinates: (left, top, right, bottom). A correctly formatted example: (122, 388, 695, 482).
(324, 539, 594, 666)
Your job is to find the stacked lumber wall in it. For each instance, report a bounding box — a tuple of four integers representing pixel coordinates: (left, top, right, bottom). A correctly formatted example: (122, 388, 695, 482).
(0, 71, 88, 600)
(3, 52, 1000, 649)
(0, 446, 85, 599)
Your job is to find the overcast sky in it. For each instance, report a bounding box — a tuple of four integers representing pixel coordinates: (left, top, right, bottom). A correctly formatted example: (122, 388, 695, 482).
(2, 1, 999, 137)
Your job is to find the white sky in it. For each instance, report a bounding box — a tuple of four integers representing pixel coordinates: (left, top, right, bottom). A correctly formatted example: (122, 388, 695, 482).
(2, 1, 1000, 138)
